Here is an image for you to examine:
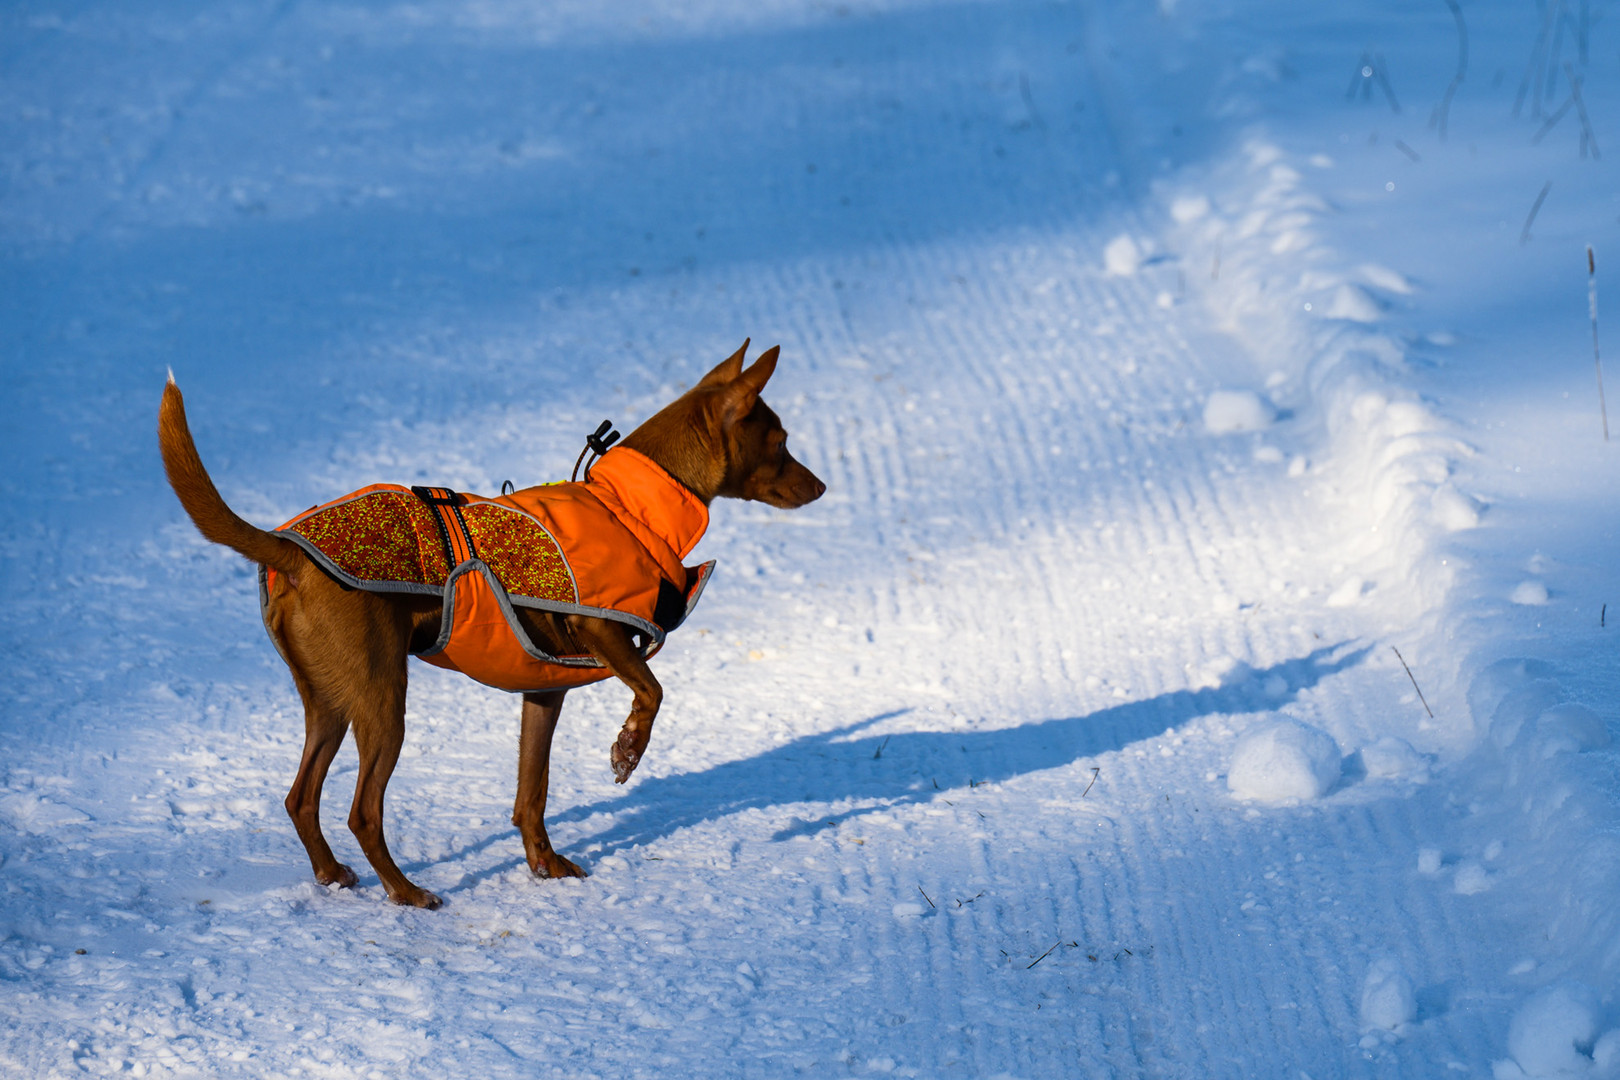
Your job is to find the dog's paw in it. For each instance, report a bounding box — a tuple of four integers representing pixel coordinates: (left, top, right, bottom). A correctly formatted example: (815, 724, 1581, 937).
(389, 886, 443, 910)
(532, 851, 587, 879)
(317, 863, 359, 889)
(611, 742, 640, 784)
(611, 721, 652, 783)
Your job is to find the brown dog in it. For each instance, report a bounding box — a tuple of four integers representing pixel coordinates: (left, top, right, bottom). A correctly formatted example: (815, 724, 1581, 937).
(159, 341, 824, 907)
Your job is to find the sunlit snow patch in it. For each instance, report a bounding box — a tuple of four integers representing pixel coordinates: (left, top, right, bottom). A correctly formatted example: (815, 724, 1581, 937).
(1432, 483, 1483, 531)
(1103, 234, 1143, 276)
(1325, 283, 1382, 322)
(1511, 581, 1550, 606)
(1227, 719, 1341, 802)
(1202, 389, 1276, 434)
(1170, 194, 1211, 224)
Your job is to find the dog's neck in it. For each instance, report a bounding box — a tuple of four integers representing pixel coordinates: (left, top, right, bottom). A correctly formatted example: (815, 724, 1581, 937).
(586, 447, 710, 561)
(619, 396, 725, 505)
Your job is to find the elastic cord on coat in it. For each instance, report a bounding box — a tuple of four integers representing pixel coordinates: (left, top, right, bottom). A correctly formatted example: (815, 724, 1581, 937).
(571, 419, 621, 482)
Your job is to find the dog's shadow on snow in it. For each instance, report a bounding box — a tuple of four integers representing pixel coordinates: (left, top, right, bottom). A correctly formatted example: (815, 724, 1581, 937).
(545, 641, 1368, 861)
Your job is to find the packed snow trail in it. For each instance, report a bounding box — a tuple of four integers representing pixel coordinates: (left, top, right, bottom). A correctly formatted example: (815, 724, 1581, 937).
(4, 1, 1618, 1077)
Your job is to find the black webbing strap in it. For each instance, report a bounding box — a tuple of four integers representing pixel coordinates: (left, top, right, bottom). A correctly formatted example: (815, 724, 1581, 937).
(411, 485, 477, 572)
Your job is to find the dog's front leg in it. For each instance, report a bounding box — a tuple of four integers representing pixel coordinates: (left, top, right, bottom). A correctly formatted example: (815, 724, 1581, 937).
(563, 615, 663, 784)
(514, 690, 586, 879)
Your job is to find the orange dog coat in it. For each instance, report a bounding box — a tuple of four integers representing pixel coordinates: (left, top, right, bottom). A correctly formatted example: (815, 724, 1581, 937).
(259, 447, 715, 694)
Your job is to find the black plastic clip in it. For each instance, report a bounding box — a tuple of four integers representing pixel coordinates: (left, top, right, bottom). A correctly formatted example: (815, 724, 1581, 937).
(571, 419, 621, 481)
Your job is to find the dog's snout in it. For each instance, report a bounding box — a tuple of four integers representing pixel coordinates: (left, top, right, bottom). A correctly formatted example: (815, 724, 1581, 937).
(810, 476, 827, 501)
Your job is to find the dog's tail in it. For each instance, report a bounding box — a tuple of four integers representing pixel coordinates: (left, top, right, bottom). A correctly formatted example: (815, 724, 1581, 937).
(158, 374, 305, 576)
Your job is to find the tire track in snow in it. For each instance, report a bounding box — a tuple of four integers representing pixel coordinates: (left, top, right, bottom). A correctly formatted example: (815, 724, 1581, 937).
(0, 1, 1530, 1076)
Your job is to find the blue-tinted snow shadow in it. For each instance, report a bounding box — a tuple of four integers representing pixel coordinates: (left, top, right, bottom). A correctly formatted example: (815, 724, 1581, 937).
(548, 642, 1368, 859)
(0, 0, 1225, 604)
(3, 0, 1216, 407)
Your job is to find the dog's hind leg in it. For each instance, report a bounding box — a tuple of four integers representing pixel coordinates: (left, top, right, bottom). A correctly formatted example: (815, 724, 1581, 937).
(283, 670, 356, 889)
(345, 671, 441, 909)
(513, 690, 586, 880)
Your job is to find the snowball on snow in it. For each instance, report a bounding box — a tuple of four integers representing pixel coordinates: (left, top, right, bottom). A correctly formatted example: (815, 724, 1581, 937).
(1191, 655, 1254, 691)
(1432, 484, 1482, 531)
(1359, 957, 1417, 1032)
(1227, 719, 1341, 802)
(1170, 194, 1211, 224)
(1325, 575, 1366, 607)
(1103, 234, 1143, 276)
(1360, 736, 1430, 782)
(1357, 263, 1414, 295)
(1595, 1030, 1620, 1071)
(1325, 283, 1381, 322)
(1453, 860, 1491, 895)
(1505, 983, 1603, 1077)
(1202, 389, 1276, 434)
(1511, 580, 1550, 606)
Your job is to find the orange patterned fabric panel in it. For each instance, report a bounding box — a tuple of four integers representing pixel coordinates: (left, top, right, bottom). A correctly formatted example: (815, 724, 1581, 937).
(285, 489, 450, 586)
(459, 502, 577, 604)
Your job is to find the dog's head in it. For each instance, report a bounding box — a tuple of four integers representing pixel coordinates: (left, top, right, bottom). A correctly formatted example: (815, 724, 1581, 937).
(625, 340, 826, 508)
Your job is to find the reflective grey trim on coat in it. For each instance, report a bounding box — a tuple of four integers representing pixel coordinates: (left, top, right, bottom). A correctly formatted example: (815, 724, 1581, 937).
(258, 536, 713, 691)
(274, 530, 444, 597)
(412, 560, 671, 669)
(464, 500, 582, 605)
(257, 565, 291, 665)
(682, 560, 718, 623)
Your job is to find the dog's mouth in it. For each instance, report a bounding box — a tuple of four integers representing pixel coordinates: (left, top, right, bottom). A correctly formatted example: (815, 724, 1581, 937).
(756, 473, 827, 509)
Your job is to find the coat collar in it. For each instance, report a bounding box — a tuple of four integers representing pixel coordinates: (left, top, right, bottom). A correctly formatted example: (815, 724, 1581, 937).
(585, 447, 709, 560)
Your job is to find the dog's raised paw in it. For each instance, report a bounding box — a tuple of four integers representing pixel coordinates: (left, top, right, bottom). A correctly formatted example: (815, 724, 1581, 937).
(611, 744, 640, 784)
(611, 732, 644, 783)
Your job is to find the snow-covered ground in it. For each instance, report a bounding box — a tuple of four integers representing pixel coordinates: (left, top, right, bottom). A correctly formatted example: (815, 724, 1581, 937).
(3, 0, 1618, 1076)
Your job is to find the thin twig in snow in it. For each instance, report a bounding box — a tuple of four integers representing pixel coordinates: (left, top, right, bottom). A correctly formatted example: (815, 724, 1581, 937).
(1515, 0, 1561, 118)
(1520, 180, 1553, 245)
(1347, 52, 1372, 99)
(1027, 942, 1060, 969)
(1019, 72, 1047, 132)
(1546, 2, 1569, 102)
(1391, 647, 1434, 719)
(1372, 53, 1400, 113)
(1347, 52, 1399, 113)
(1537, 0, 1566, 117)
(1589, 246, 1610, 440)
(1531, 95, 1576, 144)
(917, 886, 936, 910)
(1082, 767, 1100, 797)
(1565, 65, 1601, 160)
(1431, 0, 1468, 141)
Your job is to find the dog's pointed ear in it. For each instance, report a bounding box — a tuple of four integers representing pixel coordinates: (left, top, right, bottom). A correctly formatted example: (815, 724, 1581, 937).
(737, 345, 779, 396)
(697, 339, 749, 389)
(720, 345, 780, 426)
